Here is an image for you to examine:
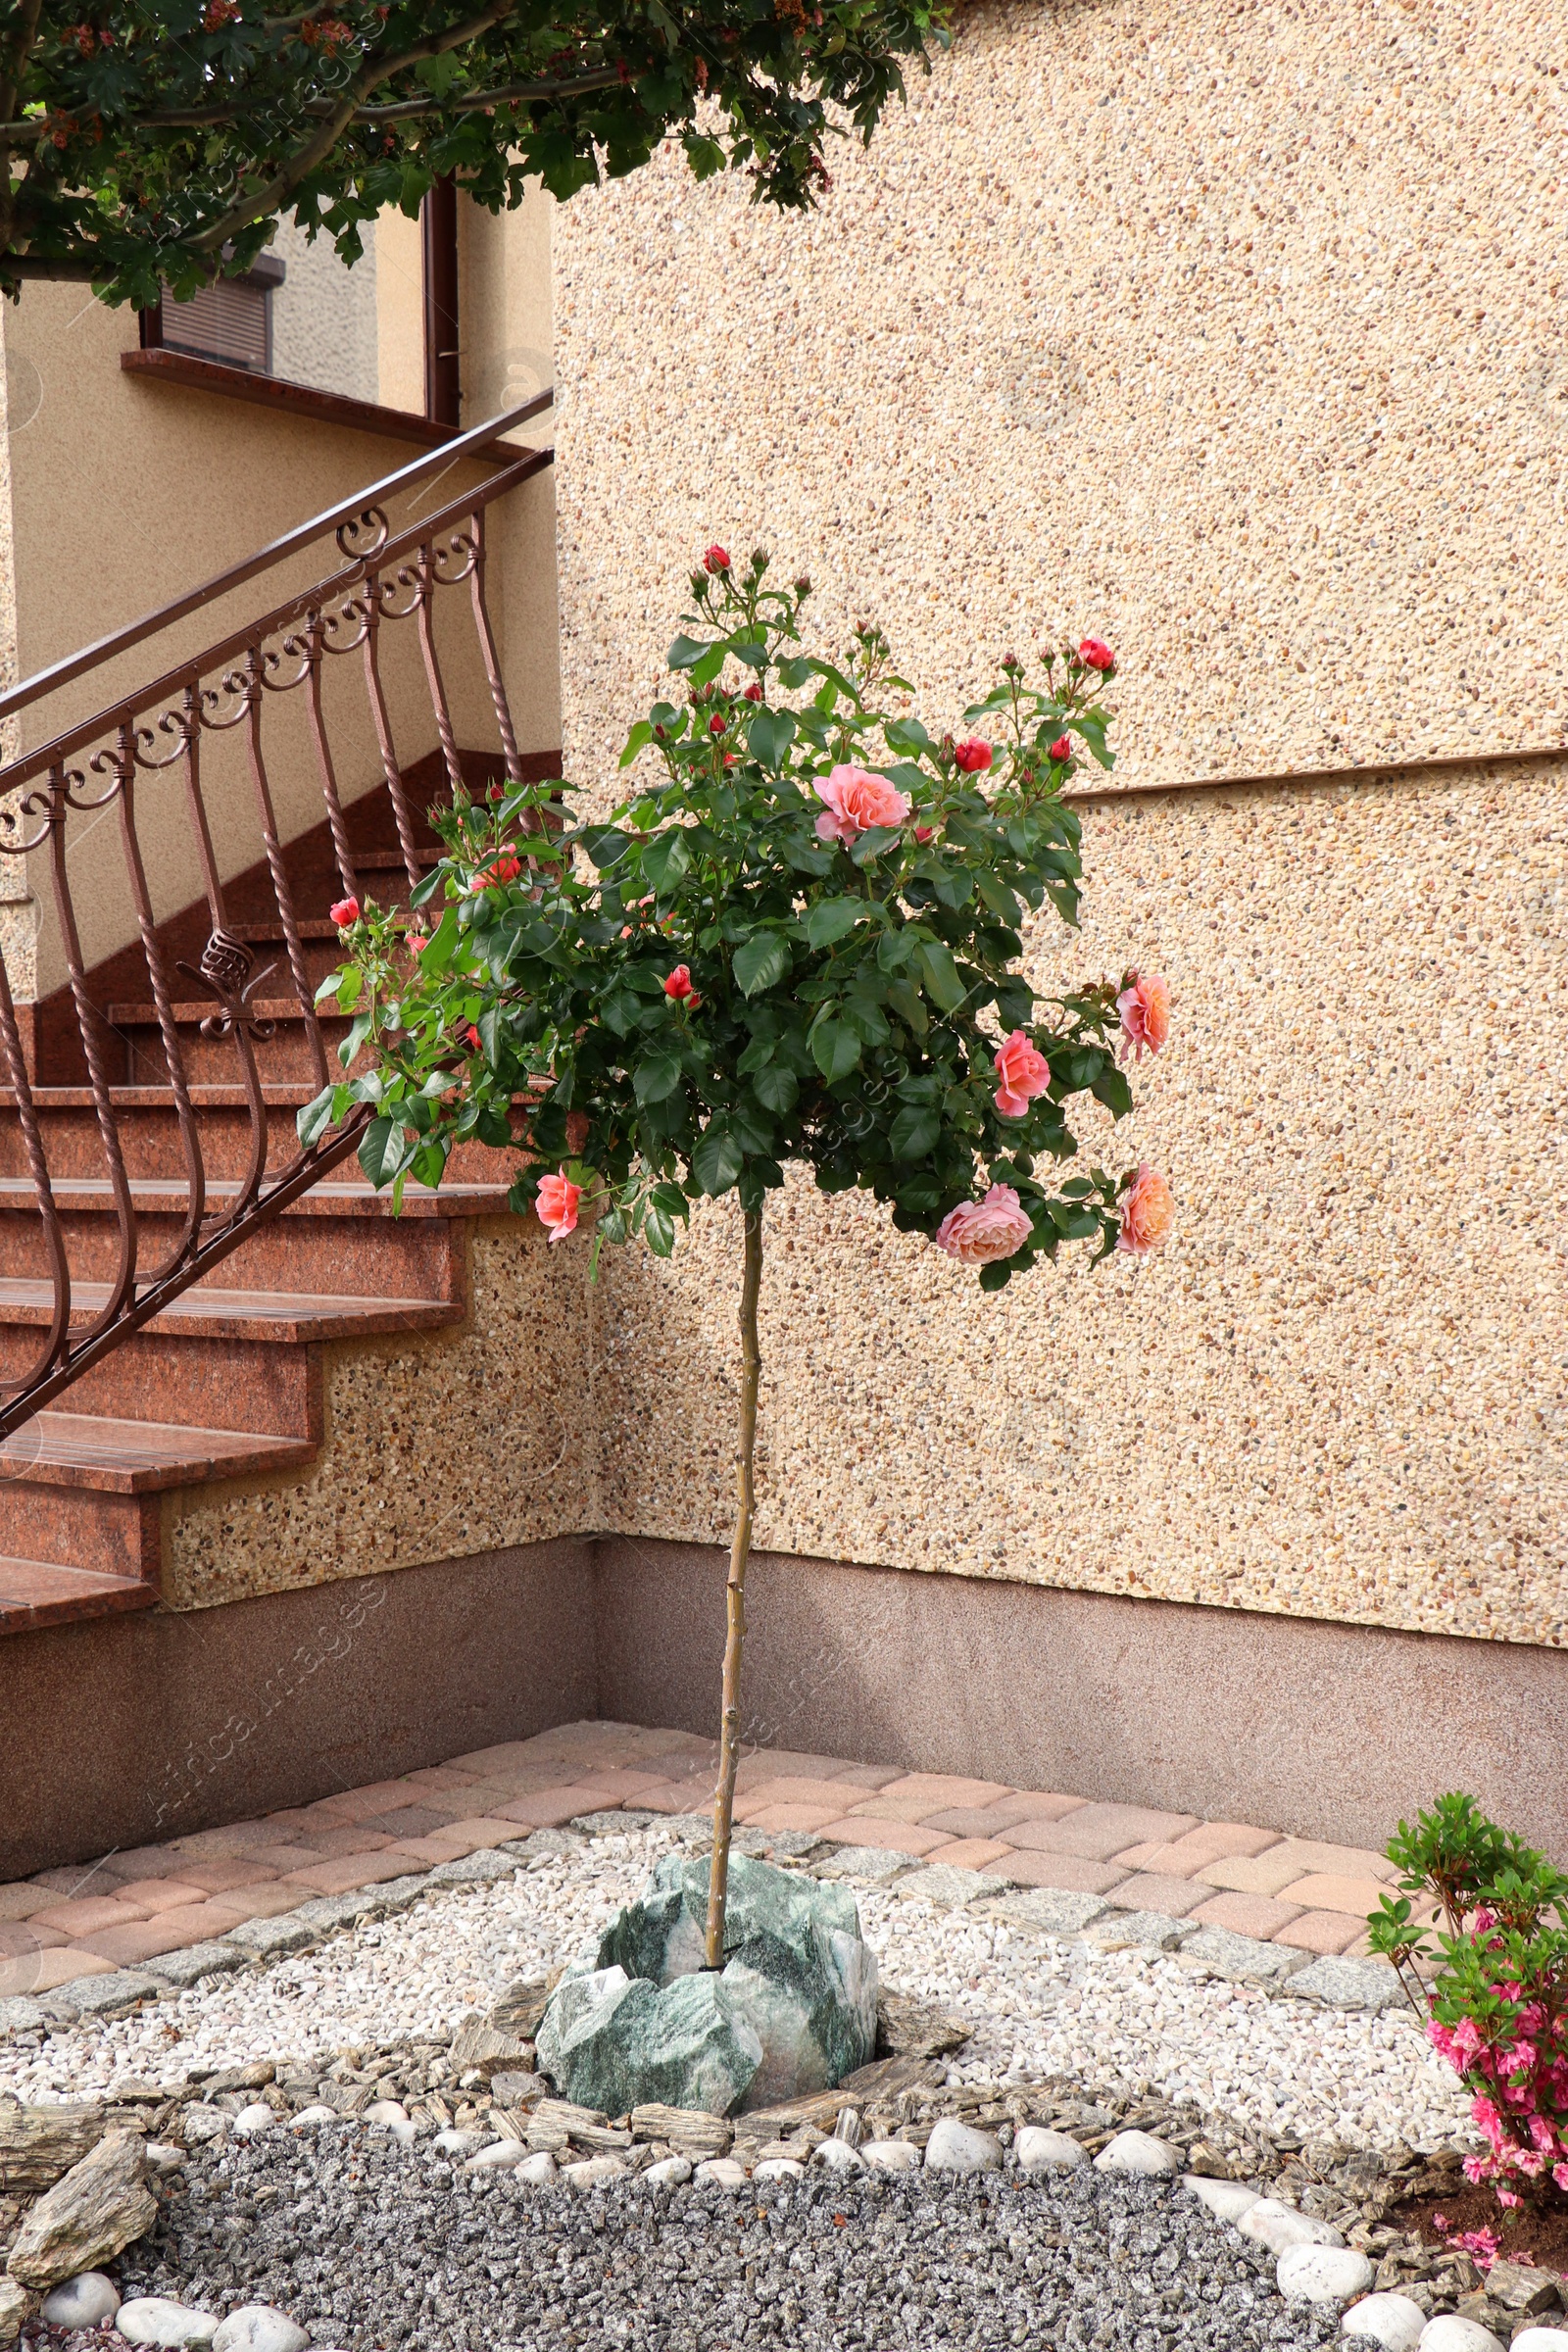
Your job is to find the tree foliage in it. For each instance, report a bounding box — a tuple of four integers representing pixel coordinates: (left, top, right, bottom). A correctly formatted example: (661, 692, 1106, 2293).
(306, 549, 1171, 1290)
(0, 0, 946, 301)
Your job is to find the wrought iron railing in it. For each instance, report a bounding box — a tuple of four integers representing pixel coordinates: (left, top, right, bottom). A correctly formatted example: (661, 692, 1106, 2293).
(0, 394, 553, 1444)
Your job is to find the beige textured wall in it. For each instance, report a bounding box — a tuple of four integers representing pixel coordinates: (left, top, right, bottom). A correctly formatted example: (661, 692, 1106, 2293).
(546, 0, 1568, 1648)
(166, 1221, 596, 1608)
(592, 760, 1566, 1647)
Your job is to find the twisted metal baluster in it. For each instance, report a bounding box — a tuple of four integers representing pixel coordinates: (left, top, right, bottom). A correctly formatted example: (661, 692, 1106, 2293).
(243, 650, 328, 1093)
(414, 541, 464, 799)
(113, 724, 206, 1278)
(303, 611, 361, 904)
(0, 924, 72, 1419)
(466, 505, 527, 791)
(361, 574, 424, 893)
(176, 696, 270, 1221)
(46, 761, 138, 1340)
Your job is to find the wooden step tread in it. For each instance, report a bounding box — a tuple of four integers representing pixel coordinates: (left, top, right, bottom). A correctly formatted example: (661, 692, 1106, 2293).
(0, 1555, 157, 1635)
(0, 1177, 513, 1219)
(0, 1409, 316, 1494)
(0, 1278, 458, 1343)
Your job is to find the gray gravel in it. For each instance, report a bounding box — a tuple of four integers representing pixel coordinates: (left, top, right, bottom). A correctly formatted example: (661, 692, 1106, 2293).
(113, 2133, 1339, 2352)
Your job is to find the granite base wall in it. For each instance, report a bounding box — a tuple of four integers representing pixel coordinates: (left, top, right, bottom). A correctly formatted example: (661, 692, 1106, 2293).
(593, 1538, 1568, 1864)
(0, 1538, 595, 1880)
(9, 1532, 1564, 1876)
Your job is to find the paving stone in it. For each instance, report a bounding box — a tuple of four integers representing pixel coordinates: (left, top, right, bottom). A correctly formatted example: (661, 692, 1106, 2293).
(1115, 1823, 1284, 1875)
(500, 1831, 585, 1862)
(988, 1888, 1110, 1936)
(425, 1849, 520, 1886)
(0, 1922, 67, 1955)
(0, 1995, 50, 2032)
(1286, 1955, 1407, 2011)
(278, 1854, 424, 1898)
(171, 1860, 283, 1895)
(892, 1865, 1012, 1908)
(74, 1917, 218, 1967)
(58, 1970, 164, 2018)
(1103, 1873, 1210, 1918)
(1275, 1910, 1370, 1956)
(1199, 1849, 1326, 1897)
(737, 1777, 896, 1817)
(1280, 1872, 1387, 1918)
(0, 1885, 54, 1921)
(111, 1880, 211, 1915)
(815, 1818, 950, 1856)
(1019, 1803, 1201, 1861)
(1189, 1890, 1306, 1939)
(921, 1839, 1017, 1872)
(736, 1801, 853, 1834)
(810, 1846, 915, 1884)
(918, 1794, 1085, 1838)
(215, 1886, 310, 1922)
(30, 1896, 151, 1938)
(982, 1839, 1128, 1892)
(1180, 1926, 1310, 1986)
(146, 1942, 251, 1990)
(221, 1916, 317, 1958)
(498, 1786, 624, 1830)
(0, 1950, 116, 1996)
(860, 1774, 1014, 1818)
(1086, 1910, 1192, 1952)
(355, 1806, 462, 1840)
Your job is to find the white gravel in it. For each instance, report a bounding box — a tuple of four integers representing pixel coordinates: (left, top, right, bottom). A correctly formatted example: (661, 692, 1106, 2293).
(0, 1829, 1470, 2156)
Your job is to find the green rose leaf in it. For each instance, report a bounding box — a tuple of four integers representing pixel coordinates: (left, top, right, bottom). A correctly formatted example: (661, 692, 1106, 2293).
(751, 1061, 800, 1116)
(804, 897, 863, 949)
(692, 1123, 745, 1197)
(634, 1051, 684, 1105)
(810, 1017, 862, 1082)
(733, 931, 792, 996)
(890, 1103, 942, 1159)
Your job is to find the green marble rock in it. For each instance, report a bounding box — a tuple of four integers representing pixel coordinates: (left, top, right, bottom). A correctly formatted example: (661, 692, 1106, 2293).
(537, 1854, 880, 2116)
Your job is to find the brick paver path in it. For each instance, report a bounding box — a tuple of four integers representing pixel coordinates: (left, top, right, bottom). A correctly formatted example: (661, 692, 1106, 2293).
(0, 1720, 1396, 1999)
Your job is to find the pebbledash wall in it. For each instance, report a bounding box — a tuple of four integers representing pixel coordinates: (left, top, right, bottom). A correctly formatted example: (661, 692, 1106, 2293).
(542, 0, 1568, 1728)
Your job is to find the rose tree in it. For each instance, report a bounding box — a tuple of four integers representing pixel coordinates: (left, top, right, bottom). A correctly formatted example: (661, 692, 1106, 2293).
(308, 550, 1174, 1965)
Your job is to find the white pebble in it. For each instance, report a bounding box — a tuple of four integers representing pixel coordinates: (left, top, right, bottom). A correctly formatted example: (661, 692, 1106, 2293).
(1238, 2197, 1345, 2254)
(144, 2145, 186, 2176)
(229, 2104, 275, 2138)
(862, 2139, 921, 2175)
(212, 2307, 310, 2352)
(1183, 2174, 1261, 2222)
(1342, 2293, 1428, 2351)
(1016, 2127, 1088, 2173)
(117, 2298, 220, 2347)
(1510, 2334, 1568, 2352)
(514, 2151, 559, 2185)
(463, 2139, 529, 2173)
(288, 2107, 339, 2131)
(642, 2155, 692, 2186)
(1094, 2129, 1180, 2178)
(431, 2129, 487, 2156)
(1277, 2245, 1374, 2304)
(925, 2118, 1003, 2174)
(693, 2158, 750, 2189)
(811, 2137, 865, 2174)
(564, 2154, 628, 2188)
(40, 2274, 120, 2328)
(1419, 2322, 1506, 2352)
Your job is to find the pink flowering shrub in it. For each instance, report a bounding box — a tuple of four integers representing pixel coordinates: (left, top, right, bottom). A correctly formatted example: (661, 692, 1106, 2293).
(1368, 1792, 1568, 2212)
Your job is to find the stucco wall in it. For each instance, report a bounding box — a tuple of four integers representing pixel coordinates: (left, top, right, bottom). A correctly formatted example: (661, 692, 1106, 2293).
(546, 0, 1568, 1648)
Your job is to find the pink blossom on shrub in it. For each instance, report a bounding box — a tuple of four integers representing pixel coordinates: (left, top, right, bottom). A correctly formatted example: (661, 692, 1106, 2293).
(1117, 1164, 1175, 1254)
(1117, 970, 1171, 1060)
(535, 1169, 581, 1243)
(933, 1184, 1034, 1267)
(812, 763, 912, 847)
(993, 1030, 1052, 1118)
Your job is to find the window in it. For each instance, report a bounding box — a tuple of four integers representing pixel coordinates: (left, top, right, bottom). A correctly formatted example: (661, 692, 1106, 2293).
(158, 255, 283, 374)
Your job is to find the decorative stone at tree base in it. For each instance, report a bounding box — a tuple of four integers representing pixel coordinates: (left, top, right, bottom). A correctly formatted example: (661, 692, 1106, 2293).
(536, 1854, 879, 2117)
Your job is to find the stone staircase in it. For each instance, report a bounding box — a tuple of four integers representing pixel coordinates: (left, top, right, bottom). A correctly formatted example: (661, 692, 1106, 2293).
(0, 769, 521, 1637)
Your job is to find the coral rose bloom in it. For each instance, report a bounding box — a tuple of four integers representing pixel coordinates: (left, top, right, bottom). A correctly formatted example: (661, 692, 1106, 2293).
(812, 764, 912, 848)
(1117, 971, 1171, 1060)
(935, 1183, 1034, 1267)
(1117, 1163, 1174, 1255)
(535, 1168, 581, 1244)
(993, 1029, 1053, 1118)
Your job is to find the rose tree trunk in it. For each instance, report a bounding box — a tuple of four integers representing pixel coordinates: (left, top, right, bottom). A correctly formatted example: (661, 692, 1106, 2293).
(705, 1204, 762, 1968)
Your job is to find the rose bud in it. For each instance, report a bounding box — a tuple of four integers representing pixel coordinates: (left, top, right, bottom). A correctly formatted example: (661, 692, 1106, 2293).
(1078, 637, 1116, 672)
(914, 825, 935, 845)
(328, 896, 360, 928)
(703, 544, 731, 574)
(723, 754, 737, 769)
(464, 1022, 482, 1051)
(710, 713, 726, 736)
(953, 739, 993, 773)
(487, 782, 505, 803)
(1049, 734, 1072, 762)
(744, 682, 764, 702)
(794, 575, 812, 595)
(663, 965, 696, 1001)
(405, 932, 428, 955)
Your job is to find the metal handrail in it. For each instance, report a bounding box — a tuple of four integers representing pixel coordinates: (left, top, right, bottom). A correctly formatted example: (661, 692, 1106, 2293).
(0, 416, 554, 1444)
(0, 390, 554, 728)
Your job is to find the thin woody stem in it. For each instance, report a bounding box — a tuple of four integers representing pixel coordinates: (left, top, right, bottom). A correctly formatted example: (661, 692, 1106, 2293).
(705, 1201, 762, 1970)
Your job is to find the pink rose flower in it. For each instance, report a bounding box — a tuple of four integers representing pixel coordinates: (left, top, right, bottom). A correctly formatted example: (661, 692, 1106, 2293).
(328, 895, 360, 928)
(812, 763, 912, 848)
(993, 1029, 1052, 1118)
(535, 1168, 581, 1244)
(934, 1183, 1034, 1267)
(1117, 970, 1171, 1060)
(1117, 1163, 1174, 1254)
